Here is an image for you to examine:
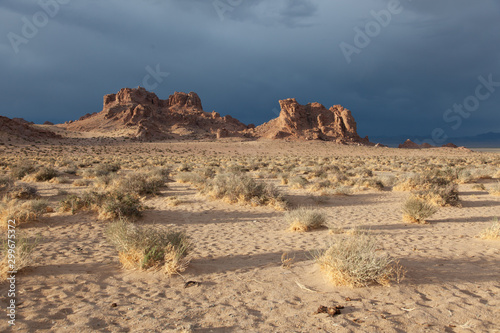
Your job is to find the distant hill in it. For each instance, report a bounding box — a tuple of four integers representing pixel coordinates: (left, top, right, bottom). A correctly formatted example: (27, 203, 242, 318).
(371, 132, 500, 148)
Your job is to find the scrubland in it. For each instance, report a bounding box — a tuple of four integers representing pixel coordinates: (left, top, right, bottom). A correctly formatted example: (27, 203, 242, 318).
(0, 140, 499, 332)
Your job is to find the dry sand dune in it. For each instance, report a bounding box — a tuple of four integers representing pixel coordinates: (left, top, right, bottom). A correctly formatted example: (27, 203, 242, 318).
(0, 141, 499, 332)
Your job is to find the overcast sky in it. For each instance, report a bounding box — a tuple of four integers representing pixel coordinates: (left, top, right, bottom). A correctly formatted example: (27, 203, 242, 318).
(1, 0, 499, 140)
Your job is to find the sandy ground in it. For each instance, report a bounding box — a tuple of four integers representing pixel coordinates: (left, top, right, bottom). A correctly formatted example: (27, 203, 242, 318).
(0, 141, 499, 332)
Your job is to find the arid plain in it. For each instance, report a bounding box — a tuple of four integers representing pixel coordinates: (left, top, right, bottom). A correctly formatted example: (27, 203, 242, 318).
(0, 139, 499, 332)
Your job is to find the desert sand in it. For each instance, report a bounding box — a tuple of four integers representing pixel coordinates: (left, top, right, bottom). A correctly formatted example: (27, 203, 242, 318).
(0, 140, 499, 332)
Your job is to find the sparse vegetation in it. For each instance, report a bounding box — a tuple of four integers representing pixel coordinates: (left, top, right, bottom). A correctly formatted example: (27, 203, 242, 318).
(285, 207, 326, 232)
(489, 182, 500, 196)
(402, 196, 438, 224)
(315, 234, 404, 287)
(416, 183, 460, 207)
(1, 233, 40, 280)
(112, 170, 168, 196)
(201, 172, 287, 209)
(0, 198, 49, 228)
(32, 167, 58, 182)
(106, 219, 192, 274)
(59, 191, 143, 219)
(10, 162, 36, 180)
(6, 183, 39, 200)
(478, 218, 500, 240)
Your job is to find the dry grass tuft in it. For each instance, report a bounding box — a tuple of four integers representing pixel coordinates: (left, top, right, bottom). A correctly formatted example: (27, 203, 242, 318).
(106, 219, 192, 274)
(111, 170, 168, 196)
(478, 218, 500, 240)
(281, 252, 295, 269)
(285, 207, 326, 232)
(5, 183, 39, 200)
(402, 196, 438, 224)
(59, 191, 143, 220)
(489, 182, 500, 196)
(9, 162, 36, 180)
(1, 234, 39, 280)
(202, 172, 287, 210)
(315, 234, 404, 287)
(416, 183, 460, 207)
(0, 198, 49, 229)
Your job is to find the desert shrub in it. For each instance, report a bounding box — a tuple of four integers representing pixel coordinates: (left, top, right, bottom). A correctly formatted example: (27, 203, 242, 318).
(73, 179, 92, 187)
(106, 219, 192, 274)
(472, 184, 486, 191)
(332, 186, 352, 196)
(279, 173, 289, 185)
(416, 183, 460, 207)
(355, 178, 384, 191)
(349, 168, 373, 178)
(113, 171, 167, 196)
(59, 191, 142, 219)
(315, 234, 403, 287)
(102, 193, 142, 219)
(286, 207, 326, 232)
(402, 196, 438, 224)
(0, 198, 49, 229)
(328, 171, 348, 184)
(166, 196, 182, 206)
(177, 163, 191, 172)
(202, 173, 286, 209)
(378, 175, 396, 187)
(61, 165, 78, 175)
(82, 163, 120, 178)
(478, 218, 500, 240)
(289, 176, 309, 189)
(489, 182, 500, 196)
(308, 180, 332, 193)
(33, 167, 58, 182)
(0, 176, 14, 194)
(51, 176, 71, 184)
(59, 194, 91, 214)
(1, 233, 39, 280)
(175, 172, 205, 186)
(394, 172, 451, 192)
(6, 183, 38, 200)
(10, 162, 36, 180)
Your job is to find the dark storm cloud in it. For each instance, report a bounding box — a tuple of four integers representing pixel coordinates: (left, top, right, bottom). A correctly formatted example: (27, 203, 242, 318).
(1, 0, 499, 139)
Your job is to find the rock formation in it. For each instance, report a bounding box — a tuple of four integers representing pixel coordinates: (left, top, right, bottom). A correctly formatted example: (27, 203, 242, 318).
(62, 87, 250, 139)
(398, 139, 426, 149)
(398, 139, 463, 149)
(253, 98, 369, 143)
(52, 87, 371, 143)
(0, 116, 61, 141)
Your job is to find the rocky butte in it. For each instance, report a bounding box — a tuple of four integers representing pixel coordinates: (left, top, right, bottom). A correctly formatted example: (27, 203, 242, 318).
(253, 98, 370, 144)
(61, 87, 250, 140)
(58, 87, 372, 144)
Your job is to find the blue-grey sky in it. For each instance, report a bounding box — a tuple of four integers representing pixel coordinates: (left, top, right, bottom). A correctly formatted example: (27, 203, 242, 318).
(1, 0, 499, 139)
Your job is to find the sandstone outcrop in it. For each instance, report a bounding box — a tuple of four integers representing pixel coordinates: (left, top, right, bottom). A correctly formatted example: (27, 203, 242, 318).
(62, 87, 250, 139)
(253, 98, 369, 143)
(54, 87, 371, 143)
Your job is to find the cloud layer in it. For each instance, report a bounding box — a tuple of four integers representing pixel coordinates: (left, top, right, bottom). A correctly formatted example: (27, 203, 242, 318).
(1, 0, 499, 139)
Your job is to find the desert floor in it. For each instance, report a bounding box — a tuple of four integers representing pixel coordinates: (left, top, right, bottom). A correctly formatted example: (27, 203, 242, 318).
(0, 140, 499, 332)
